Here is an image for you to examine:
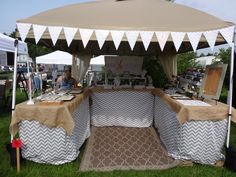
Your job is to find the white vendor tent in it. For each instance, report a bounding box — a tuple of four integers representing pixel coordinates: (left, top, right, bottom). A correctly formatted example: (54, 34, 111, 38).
(36, 50, 72, 65)
(15, 0, 235, 150)
(195, 56, 216, 67)
(0, 32, 28, 55)
(90, 55, 105, 65)
(89, 55, 105, 72)
(17, 55, 33, 63)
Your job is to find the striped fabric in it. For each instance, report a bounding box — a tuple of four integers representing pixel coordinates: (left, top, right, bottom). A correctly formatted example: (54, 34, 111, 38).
(19, 98, 90, 165)
(91, 90, 154, 127)
(154, 96, 227, 164)
(18, 92, 228, 165)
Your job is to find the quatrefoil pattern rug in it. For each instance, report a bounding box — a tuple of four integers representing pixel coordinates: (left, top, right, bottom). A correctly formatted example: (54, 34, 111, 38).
(80, 126, 179, 171)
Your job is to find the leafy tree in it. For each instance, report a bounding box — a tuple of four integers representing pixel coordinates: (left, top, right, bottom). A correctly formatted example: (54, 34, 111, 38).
(213, 48, 231, 88)
(177, 52, 200, 74)
(8, 30, 53, 61)
(216, 48, 231, 64)
(143, 56, 167, 88)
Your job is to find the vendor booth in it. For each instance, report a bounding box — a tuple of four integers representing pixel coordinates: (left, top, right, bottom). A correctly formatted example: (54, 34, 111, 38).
(0, 33, 27, 55)
(36, 50, 72, 72)
(0, 32, 28, 110)
(10, 0, 236, 171)
(36, 50, 72, 65)
(0, 32, 28, 67)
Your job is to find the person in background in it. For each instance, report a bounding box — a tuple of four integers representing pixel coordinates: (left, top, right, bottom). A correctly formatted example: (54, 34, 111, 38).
(55, 66, 77, 90)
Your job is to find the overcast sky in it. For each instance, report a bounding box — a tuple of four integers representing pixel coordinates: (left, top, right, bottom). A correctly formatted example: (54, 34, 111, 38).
(175, 0, 236, 53)
(175, 0, 236, 25)
(0, 0, 91, 34)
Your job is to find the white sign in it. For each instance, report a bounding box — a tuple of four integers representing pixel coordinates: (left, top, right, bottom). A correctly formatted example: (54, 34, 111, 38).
(0, 51, 7, 65)
(105, 56, 143, 76)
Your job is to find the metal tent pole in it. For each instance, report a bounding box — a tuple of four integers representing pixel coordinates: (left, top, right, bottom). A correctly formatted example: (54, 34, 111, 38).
(11, 39, 19, 142)
(226, 34, 235, 148)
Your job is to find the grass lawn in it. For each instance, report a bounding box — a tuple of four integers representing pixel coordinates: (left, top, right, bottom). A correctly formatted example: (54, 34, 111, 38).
(0, 72, 13, 79)
(0, 90, 236, 177)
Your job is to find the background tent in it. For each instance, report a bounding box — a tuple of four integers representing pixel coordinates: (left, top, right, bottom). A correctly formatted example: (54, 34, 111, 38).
(90, 55, 105, 72)
(36, 50, 72, 65)
(90, 55, 105, 66)
(195, 56, 217, 67)
(17, 55, 33, 64)
(0, 33, 28, 55)
(0, 33, 28, 142)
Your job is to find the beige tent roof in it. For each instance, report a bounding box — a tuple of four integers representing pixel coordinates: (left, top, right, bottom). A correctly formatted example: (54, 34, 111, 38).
(16, 0, 234, 55)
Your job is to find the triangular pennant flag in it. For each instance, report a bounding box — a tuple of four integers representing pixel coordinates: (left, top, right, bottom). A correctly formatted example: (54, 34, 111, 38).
(155, 31, 169, 51)
(32, 24, 47, 44)
(204, 30, 219, 51)
(220, 26, 235, 46)
(48, 26, 62, 45)
(79, 28, 94, 48)
(16, 23, 31, 42)
(187, 32, 202, 52)
(125, 31, 139, 50)
(171, 32, 186, 51)
(110, 30, 125, 50)
(140, 31, 154, 51)
(64, 27, 78, 47)
(95, 30, 110, 49)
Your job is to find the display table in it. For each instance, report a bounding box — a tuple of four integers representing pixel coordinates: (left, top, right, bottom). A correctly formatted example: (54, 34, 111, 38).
(152, 89, 236, 123)
(10, 87, 236, 165)
(10, 90, 91, 164)
(152, 89, 236, 164)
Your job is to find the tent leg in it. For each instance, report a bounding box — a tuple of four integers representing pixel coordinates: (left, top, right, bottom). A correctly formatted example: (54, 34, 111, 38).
(226, 40, 235, 148)
(11, 39, 18, 142)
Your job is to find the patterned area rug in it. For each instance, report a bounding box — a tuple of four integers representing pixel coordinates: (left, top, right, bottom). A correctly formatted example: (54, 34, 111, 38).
(80, 126, 179, 171)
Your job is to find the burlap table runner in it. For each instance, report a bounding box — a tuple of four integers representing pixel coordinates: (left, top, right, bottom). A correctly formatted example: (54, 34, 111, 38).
(152, 89, 236, 124)
(10, 87, 236, 136)
(10, 89, 91, 136)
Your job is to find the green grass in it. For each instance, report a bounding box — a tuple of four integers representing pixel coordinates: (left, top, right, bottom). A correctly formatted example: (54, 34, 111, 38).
(0, 72, 13, 79)
(0, 90, 236, 177)
(219, 86, 228, 103)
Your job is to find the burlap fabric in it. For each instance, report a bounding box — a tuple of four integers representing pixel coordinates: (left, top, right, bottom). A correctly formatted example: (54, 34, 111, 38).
(10, 89, 91, 136)
(152, 89, 236, 124)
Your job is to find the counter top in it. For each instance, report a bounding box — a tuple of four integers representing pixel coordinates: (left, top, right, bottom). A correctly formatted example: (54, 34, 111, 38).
(10, 89, 91, 136)
(152, 88, 236, 124)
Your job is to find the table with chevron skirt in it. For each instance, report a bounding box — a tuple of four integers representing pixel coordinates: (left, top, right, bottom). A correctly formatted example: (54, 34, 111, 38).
(11, 87, 235, 166)
(13, 92, 91, 165)
(152, 89, 236, 165)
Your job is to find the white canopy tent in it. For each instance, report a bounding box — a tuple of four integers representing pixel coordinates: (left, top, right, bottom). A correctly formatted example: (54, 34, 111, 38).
(17, 55, 33, 63)
(36, 50, 72, 65)
(195, 56, 216, 67)
(0, 33, 28, 142)
(90, 55, 105, 65)
(15, 0, 235, 149)
(0, 32, 28, 55)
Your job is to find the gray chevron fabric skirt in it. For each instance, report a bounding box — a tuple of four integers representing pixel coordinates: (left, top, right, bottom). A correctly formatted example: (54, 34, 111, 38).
(154, 96, 228, 164)
(18, 98, 90, 165)
(18, 91, 228, 165)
